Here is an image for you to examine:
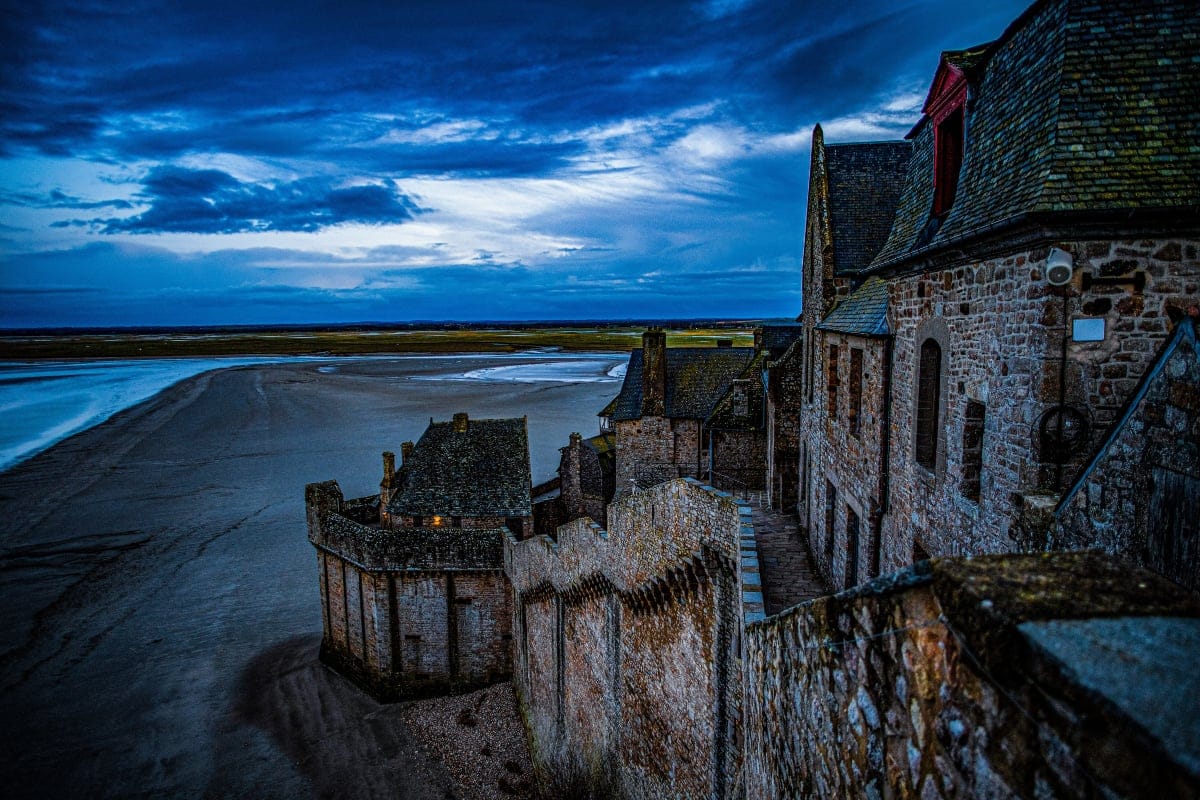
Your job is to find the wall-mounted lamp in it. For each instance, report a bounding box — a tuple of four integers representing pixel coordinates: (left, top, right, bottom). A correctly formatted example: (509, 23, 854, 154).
(1046, 247, 1074, 286)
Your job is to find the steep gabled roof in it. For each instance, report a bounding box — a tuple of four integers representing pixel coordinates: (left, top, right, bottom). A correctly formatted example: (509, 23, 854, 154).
(825, 142, 912, 275)
(706, 351, 766, 431)
(871, 0, 1200, 271)
(388, 416, 531, 517)
(607, 347, 757, 422)
(759, 324, 803, 358)
(816, 276, 890, 338)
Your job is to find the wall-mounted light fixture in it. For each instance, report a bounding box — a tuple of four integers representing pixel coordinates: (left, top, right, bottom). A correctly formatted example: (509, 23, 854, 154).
(1046, 247, 1074, 286)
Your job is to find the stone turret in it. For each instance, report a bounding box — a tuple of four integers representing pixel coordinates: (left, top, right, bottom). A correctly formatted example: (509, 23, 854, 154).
(641, 328, 667, 417)
(453, 412, 470, 433)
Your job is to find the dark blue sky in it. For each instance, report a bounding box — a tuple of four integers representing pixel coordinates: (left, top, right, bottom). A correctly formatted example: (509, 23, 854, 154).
(0, 0, 1029, 327)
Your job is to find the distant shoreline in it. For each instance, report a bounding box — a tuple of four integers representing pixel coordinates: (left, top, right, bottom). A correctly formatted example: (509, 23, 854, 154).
(0, 325, 759, 360)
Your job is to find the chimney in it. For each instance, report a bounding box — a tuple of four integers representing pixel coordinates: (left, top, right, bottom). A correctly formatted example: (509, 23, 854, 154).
(754, 327, 764, 350)
(641, 328, 667, 417)
(380, 451, 395, 505)
(569, 431, 582, 445)
(453, 412, 469, 433)
(716, 338, 733, 348)
(400, 441, 414, 462)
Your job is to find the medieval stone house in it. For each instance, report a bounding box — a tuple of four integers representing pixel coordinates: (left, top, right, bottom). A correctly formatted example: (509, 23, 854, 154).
(306, 413, 531, 699)
(794, 0, 1200, 591)
(602, 328, 769, 494)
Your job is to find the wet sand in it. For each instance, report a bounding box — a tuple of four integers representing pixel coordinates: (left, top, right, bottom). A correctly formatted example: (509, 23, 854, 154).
(0, 356, 621, 798)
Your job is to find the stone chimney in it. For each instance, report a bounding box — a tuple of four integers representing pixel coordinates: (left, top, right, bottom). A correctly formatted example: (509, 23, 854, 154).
(401, 441, 414, 462)
(754, 327, 764, 350)
(453, 412, 470, 433)
(380, 451, 395, 505)
(641, 328, 667, 417)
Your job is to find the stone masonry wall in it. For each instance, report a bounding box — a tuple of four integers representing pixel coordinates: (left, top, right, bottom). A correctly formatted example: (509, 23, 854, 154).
(743, 552, 1200, 799)
(804, 331, 890, 591)
(884, 238, 1199, 576)
(766, 345, 803, 510)
(1056, 319, 1200, 592)
(506, 478, 745, 798)
(709, 429, 767, 491)
(307, 481, 512, 700)
(615, 417, 674, 491)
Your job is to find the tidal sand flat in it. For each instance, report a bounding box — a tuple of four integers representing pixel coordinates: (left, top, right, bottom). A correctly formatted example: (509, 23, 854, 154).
(0, 355, 622, 798)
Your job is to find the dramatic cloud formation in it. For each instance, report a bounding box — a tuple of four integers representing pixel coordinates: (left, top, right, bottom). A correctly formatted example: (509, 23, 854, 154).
(79, 167, 423, 234)
(0, 0, 1031, 326)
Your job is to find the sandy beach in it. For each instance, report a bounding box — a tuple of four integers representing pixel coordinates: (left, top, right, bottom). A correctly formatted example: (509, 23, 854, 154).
(0, 356, 621, 798)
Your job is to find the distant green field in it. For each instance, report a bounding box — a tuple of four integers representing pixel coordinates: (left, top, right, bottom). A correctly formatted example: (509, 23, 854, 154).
(0, 327, 758, 359)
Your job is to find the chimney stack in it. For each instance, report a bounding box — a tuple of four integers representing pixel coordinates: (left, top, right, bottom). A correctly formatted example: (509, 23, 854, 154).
(380, 451, 396, 504)
(640, 328, 667, 417)
(754, 327, 764, 350)
(453, 412, 470, 433)
(400, 441, 414, 462)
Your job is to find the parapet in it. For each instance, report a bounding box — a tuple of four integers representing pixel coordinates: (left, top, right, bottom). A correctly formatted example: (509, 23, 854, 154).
(743, 551, 1200, 799)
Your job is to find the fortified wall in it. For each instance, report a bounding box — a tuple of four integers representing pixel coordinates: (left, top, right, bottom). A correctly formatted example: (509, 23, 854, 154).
(742, 552, 1200, 799)
(505, 478, 763, 798)
(306, 481, 512, 700)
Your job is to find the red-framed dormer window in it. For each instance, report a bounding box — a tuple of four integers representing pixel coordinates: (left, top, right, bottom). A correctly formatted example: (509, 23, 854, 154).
(933, 105, 963, 215)
(923, 54, 969, 217)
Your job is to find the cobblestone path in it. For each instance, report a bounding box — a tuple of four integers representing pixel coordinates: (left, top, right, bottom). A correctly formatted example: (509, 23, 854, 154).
(738, 492, 828, 616)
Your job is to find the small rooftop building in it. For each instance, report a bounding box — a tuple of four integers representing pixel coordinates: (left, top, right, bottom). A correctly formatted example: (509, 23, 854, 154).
(306, 413, 531, 700)
(384, 412, 533, 539)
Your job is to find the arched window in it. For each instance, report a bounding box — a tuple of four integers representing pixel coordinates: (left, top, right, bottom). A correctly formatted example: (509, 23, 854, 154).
(915, 338, 942, 469)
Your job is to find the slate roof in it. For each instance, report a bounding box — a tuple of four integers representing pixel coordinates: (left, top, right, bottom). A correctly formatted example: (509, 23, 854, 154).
(607, 347, 757, 422)
(388, 416, 531, 517)
(816, 276, 890, 337)
(759, 324, 803, 358)
(706, 351, 767, 431)
(871, 0, 1200, 271)
(825, 142, 912, 275)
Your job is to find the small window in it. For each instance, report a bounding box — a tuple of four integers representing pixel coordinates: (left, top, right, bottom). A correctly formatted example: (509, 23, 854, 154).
(824, 480, 837, 559)
(848, 348, 863, 436)
(915, 339, 942, 469)
(451, 515, 463, 527)
(845, 506, 860, 589)
(827, 345, 839, 420)
(933, 106, 964, 215)
(412, 515, 423, 527)
(961, 401, 985, 501)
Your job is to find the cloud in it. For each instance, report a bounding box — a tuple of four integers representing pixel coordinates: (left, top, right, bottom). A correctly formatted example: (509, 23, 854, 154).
(84, 166, 424, 234)
(1, 188, 131, 210)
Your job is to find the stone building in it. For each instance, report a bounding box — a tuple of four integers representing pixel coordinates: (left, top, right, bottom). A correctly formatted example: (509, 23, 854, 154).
(305, 413, 531, 699)
(797, 0, 1200, 590)
(758, 324, 804, 510)
(531, 430, 616, 536)
(602, 328, 766, 494)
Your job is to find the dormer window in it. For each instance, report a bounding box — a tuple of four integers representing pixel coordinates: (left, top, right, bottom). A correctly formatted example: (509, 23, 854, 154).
(922, 47, 979, 217)
(933, 106, 963, 215)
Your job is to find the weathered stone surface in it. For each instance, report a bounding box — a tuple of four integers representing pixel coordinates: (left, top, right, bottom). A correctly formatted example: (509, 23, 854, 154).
(507, 478, 745, 798)
(742, 553, 1200, 800)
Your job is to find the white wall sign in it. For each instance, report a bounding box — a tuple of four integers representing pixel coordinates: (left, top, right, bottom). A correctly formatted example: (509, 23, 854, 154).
(1072, 318, 1105, 342)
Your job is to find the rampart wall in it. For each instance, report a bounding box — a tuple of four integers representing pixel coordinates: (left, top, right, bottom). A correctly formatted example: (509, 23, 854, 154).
(742, 552, 1200, 799)
(505, 478, 761, 799)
